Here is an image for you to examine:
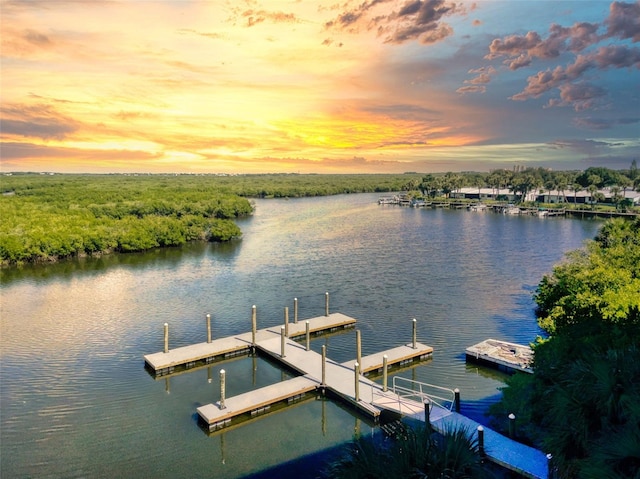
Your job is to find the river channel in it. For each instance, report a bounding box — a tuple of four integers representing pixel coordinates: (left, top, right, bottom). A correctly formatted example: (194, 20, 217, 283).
(0, 193, 602, 478)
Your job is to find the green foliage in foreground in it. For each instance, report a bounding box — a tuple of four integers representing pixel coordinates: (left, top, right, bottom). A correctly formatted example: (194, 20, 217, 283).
(491, 218, 640, 479)
(0, 173, 418, 265)
(324, 422, 490, 479)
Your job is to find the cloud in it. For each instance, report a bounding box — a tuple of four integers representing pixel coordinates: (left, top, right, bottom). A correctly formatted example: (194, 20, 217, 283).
(470, 1, 640, 111)
(0, 103, 79, 140)
(573, 116, 640, 130)
(511, 45, 640, 104)
(325, 0, 463, 45)
(486, 22, 599, 70)
(605, 1, 640, 41)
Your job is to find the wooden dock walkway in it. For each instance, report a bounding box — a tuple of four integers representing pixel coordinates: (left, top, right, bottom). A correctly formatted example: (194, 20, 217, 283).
(197, 334, 434, 430)
(144, 312, 357, 375)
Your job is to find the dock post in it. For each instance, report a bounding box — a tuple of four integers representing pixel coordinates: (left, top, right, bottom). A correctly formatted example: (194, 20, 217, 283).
(354, 362, 360, 401)
(219, 369, 226, 409)
(251, 305, 257, 348)
(454, 388, 460, 412)
(424, 398, 431, 432)
(325, 292, 329, 316)
(321, 345, 326, 387)
(412, 318, 417, 349)
(477, 426, 485, 457)
(281, 326, 286, 358)
(356, 330, 362, 371)
(508, 413, 516, 438)
(284, 307, 289, 337)
(294, 298, 298, 324)
(382, 354, 388, 392)
(305, 321, 310, 351)
(547, 454, 554, 479)
(207, 314, 212, 344)
(164, 323, 169, 353)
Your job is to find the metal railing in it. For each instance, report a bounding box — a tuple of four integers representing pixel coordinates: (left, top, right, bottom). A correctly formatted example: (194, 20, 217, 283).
(372, 377, 456, 415)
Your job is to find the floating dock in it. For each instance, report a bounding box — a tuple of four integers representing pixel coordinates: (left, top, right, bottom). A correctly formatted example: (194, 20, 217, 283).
(144, 312, 357, 375)
(197, 333, 434, 430)
(465, 338, 533, 374)
(145, 305, 548, 478)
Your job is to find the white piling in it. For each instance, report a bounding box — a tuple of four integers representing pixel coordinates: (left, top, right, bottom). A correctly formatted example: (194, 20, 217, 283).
(382, 354, 388, 392)
(321, 345, 326, 386)
(294, 298, 298, 324)
(163, 323, 169, 353)
(412, 318, 417, 349)
(219, 369, 226, 409)
(305, 321, 310, 351)
(251, 305, 257, 347)
(325, 292, 329, 316)
(354, 362, 360, 401)
(207, 314, 212, 344)
(280, 326, 286, 358)
(284, 307, 289, 337)
(356, 330, 362, 371)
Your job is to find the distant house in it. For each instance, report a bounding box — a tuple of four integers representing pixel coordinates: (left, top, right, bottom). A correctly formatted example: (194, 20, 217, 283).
(535, 189, 640, 205)
(451, 187, 639, 206)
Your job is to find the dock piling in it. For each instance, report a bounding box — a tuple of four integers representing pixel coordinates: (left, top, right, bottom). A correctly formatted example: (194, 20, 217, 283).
(382, 354, 388, 392)
(219, 369, 226, 409)
(424, 398, 431, 432)
(354, 362, 360, 401)
(356, 330, 362, 371)
(325, 292, 329, 316)
(280, 326, 286, 358)
(207, 314, 212, 344)
(412, 318, 417, 349)
(251, 305, 257, 347)
(508, 413, 516, 438)
(321, 345, 326, 387)
(284, 307, 289, 337)
(454, 388, 460, 412)
(294, 298, 298, 324)
(477, 426, 485, 457)
(164, 323, 169, 353)
(305, 321, 310, 351)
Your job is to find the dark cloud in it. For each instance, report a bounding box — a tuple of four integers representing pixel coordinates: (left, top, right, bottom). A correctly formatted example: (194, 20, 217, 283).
(325, 0, 463, 45)
(470, 1, 640, 111)
(0, 104, 79, 140)
(486, 22, 599, 69)
(511, 45, 640, 103)
(0, 142, 160, 161)
(573, 116, 640, 130)
(605, 1, 640, 41)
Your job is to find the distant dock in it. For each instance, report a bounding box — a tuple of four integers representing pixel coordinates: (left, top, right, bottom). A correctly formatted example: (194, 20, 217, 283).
(465, 338, 533, 374)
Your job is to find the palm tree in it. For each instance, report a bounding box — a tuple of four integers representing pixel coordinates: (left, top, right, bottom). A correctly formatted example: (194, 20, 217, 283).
(325, 422, 489, 479)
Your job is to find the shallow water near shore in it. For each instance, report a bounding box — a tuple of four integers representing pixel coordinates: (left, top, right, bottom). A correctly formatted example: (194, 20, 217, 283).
(0, 193, 602, 478)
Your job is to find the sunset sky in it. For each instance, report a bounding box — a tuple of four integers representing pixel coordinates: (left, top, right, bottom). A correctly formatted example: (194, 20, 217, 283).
(1, 0, 639, 174)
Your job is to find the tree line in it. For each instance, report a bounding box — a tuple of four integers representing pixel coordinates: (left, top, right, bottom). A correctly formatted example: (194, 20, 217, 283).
(408, 163, 639, 210)
(0, 173, 417, 266)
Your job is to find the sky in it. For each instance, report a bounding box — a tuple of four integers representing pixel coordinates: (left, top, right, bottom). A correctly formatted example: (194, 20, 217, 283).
(1, 0, 639, 174)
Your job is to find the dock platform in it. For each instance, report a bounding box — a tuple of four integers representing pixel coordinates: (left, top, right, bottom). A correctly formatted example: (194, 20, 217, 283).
(465, 338, 533, 374)
(144, 313, 356, 375)
(197, 334, 434, 430)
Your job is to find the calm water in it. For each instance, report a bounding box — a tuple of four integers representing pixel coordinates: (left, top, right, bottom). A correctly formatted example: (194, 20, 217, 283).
(0, 193, 602, 478)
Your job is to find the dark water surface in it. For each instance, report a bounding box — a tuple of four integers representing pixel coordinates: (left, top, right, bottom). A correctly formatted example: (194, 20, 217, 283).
(0, 193, 602, 478)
